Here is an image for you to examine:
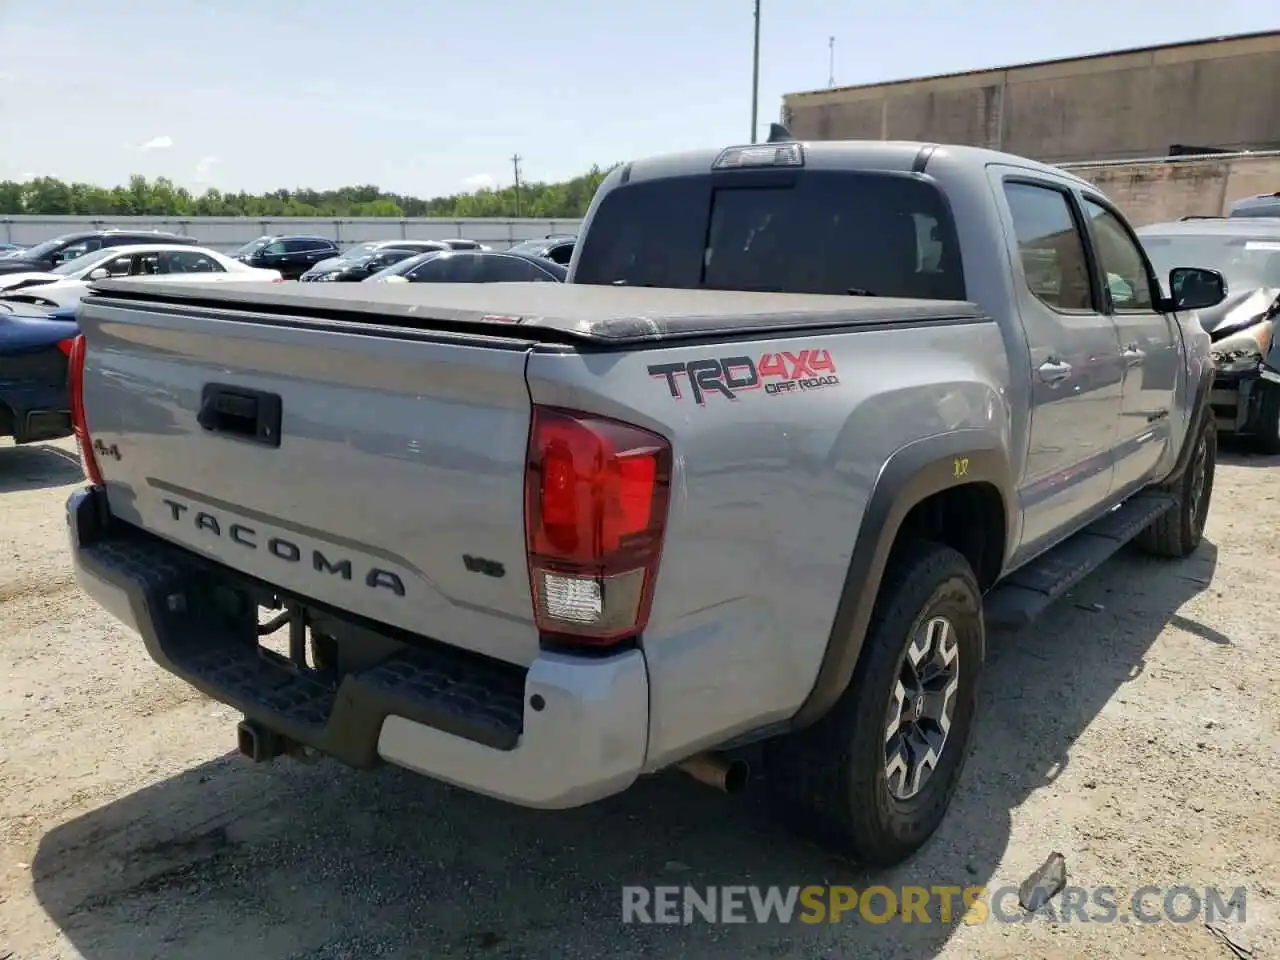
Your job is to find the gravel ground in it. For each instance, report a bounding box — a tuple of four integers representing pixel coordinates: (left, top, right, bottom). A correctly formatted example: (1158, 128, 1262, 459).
(1, 436, 1277, 960)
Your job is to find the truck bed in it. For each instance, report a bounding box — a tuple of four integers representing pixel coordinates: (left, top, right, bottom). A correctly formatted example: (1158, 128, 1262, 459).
(85, 278, 986, 344)
(74, 279, 993, 673)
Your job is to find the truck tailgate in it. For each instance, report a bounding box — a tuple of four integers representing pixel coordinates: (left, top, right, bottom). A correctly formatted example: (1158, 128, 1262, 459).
(76, 295, 541, 667)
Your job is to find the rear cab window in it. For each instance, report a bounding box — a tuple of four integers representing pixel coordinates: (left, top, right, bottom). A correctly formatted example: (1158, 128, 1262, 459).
(573, 170, 967, 300)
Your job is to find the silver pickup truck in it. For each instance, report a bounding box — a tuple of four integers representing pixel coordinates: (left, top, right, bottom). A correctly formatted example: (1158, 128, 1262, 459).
(65, 137, 1227, 867)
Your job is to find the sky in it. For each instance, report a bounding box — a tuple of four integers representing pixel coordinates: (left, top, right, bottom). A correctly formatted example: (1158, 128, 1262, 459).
(0, 0, 1274, 199)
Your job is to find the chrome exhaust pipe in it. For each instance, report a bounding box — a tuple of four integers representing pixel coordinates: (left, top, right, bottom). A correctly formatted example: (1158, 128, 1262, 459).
(676, 753, 750, 794)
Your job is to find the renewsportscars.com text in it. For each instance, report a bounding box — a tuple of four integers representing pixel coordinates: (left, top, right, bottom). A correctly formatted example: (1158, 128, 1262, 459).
(621, 884, 1247, 925)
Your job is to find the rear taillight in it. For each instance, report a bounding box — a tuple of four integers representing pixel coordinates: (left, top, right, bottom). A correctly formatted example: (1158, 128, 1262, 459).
(524, 407, 672, 647)
(56, 337, 75, 357)
(67, 334, 104, 486)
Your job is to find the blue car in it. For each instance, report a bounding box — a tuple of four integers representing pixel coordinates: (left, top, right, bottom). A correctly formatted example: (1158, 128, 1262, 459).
(0, 301, 79, 444)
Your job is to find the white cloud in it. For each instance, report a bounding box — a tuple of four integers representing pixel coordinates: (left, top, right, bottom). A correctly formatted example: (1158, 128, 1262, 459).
(138, 135, 174, 152)
(193, 155, 220, 184)
(461, 173, 495, 191)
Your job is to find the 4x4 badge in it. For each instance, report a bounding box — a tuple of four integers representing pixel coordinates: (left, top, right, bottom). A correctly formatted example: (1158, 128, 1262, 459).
(92, 438, 122, 461)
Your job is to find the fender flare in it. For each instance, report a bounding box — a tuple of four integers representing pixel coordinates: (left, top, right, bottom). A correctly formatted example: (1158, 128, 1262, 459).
(789, 429, 1015, 730)
(1156, 361, 1214, 487)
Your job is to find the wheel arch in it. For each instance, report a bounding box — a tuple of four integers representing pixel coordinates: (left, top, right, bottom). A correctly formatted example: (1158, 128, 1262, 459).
(1157, 360, 1215, 487)
(789, 429, 1014, 730)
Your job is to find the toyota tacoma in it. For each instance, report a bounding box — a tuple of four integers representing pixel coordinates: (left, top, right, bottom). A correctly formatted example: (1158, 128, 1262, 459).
(65, 135, 1224, 867)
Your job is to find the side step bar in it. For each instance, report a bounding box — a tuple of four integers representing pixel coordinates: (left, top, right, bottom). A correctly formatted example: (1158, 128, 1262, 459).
(984, 492, 1176, 631)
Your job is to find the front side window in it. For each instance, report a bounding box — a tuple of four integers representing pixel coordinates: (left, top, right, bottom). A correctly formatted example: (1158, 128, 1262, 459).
(54, 237, 102, 263)
(1082, 198, 1155, 311)
(338, 242, 380, 262)
(233, 237, 273, 257)
(574, 171, 966, 300)
(1003, 181, 1095, 313)
(406, 257, 451, 282)
(99, 254, 136, 278)
(440, 254, 485, 282)
(480, 256, 545, 282)
(368, 249, 416, 270)
(52, 249, 115, 276)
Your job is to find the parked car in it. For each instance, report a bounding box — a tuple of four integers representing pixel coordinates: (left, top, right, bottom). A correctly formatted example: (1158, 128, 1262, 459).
(0, 230, 199, 277)
(0, 300, 79, 444)
(65, 135, 1220, 868)
(365, 249, 566, 284)
(0, 244, 282, 309)
(438, 238, 491, 251)
(507, 234, 575, 265)
(1138, 216, 1280, 450)
(231, 235, 341, 280)
(299, 240, 450, 282)
(1229, 193, 1280, 219)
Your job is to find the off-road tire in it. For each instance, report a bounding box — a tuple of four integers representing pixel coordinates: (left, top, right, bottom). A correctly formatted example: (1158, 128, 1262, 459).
(1136, 415, 1216, 558)
(1254, 382, 1280, 456)
(763, 540, 984, 867)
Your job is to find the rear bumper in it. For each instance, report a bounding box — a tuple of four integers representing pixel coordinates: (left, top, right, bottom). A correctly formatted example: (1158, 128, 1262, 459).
(67, 486, 649, 809)
(1210, 365, 1276, 435)
(0, 383, 71, 442)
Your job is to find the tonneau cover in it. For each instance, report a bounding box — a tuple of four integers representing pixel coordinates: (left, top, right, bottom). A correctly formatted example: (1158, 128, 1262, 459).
(85, 278, 988, 346)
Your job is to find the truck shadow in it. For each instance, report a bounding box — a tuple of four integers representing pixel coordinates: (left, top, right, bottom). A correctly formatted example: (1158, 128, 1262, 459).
(0, 442, 84, 493)
(30, 542, 1218, 960)
(1215, 434, 1280, 468)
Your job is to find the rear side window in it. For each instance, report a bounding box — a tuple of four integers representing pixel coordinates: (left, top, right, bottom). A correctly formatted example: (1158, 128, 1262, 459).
(159, 250, 222, 273)
(545, 243, 574, 265)
(406, 257, 449, 282)
(574, 171, 966, 300)
(1003, 182, 1094, 313)
(283, 238, 332, 253)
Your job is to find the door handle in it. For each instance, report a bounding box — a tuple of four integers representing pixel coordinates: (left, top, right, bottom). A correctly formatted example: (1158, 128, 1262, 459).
(1123, 343, 1146, 365)
(1037, 359, 1073, 384)
(197, 383, 282, 447)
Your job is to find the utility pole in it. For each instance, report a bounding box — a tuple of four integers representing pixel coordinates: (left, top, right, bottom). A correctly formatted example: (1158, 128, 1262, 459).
(750, 0, 761, 143)
(511, 154, 523, 218)
(828, 36, 836, 87)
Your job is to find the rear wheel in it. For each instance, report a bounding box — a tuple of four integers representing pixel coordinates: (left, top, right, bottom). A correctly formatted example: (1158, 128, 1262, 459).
(1137, 415, 1216, 558)
(764, 541, 983, 867)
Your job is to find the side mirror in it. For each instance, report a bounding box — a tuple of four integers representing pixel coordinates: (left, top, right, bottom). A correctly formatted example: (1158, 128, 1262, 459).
(87, 267, 110, 281)
(1168, 267, 1227, 311)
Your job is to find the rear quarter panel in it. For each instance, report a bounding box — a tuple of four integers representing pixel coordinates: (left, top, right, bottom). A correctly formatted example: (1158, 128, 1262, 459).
(526, 321, 1011, 768)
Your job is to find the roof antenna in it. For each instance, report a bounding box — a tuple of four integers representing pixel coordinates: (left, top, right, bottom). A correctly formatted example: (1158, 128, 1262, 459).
(767, 122, 795, 143)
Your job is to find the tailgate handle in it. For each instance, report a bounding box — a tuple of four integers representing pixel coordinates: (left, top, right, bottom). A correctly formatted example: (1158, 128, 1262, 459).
(197, 384, 282, 447)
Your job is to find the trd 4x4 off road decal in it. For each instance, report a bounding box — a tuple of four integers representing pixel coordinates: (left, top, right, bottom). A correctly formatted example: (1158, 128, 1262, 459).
(648, 349, 839, 405)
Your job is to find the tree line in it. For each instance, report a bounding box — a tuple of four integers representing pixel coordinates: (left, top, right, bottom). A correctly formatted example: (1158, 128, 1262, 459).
(0, 166, 617, 220)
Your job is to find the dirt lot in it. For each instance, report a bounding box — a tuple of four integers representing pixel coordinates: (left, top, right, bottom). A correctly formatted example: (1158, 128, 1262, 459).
(1, 436, 1277, 960)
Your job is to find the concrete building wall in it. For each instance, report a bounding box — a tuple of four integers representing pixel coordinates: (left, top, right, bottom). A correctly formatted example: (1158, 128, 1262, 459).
(1062, 152, 1280, 226)
(783, 32, 1280, 164)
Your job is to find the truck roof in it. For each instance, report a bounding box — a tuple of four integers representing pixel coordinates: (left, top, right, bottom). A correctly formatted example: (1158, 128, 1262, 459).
(616, 139, 1097, 192)
(85, 278, 986, 347)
